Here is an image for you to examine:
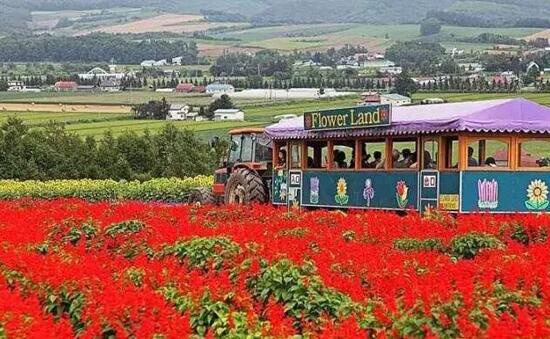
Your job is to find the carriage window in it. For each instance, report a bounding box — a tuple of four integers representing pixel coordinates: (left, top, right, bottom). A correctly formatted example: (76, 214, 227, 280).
(362, 140, 386, 169)
(519, 139, 550, 168)
(392, 139, 417, 169)
(468, 139, 509, 168)
(290, 143, 302, 169)
(423, 139, 438, 169)
(443, 137, 459, 169)
(306, 141, 328, 169)
(333, 141, 355, 169)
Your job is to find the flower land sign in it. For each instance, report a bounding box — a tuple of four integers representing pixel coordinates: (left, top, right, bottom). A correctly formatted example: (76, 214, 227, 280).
(304, 104, 391, 131)
(525, 179, 549, 211)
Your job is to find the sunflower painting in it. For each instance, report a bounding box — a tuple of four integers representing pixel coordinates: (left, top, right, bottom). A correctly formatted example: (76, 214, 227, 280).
(335, 178, 349, 205)
(525, 180, 549, 210)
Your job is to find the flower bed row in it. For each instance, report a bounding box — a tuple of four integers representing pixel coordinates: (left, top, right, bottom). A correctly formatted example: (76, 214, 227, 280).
(0, 177, 212, 202)
(1, 201, 550, 337)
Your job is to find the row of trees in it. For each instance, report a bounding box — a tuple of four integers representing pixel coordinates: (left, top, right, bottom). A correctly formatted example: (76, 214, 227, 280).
(0, 118, 222, 181)
(0, 34, 200, 64)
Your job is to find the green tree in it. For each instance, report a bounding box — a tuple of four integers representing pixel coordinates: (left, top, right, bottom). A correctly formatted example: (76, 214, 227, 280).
(420, 18, 442, 36)
(207, 94, 235, 119)
(394, 73, 417, 97)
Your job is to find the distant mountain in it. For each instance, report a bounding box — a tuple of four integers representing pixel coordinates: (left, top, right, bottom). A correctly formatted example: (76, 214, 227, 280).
(1, 0, 549, 35)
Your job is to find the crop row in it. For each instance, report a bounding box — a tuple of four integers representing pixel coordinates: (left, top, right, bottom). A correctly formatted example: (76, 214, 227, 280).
(0, 177, 212, 202)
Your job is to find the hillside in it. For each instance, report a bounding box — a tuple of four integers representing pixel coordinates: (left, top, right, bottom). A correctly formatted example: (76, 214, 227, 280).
(1, 0, 549, 35)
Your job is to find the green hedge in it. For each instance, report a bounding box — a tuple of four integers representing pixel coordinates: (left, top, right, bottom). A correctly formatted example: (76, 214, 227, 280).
(0, 177, 213, 202)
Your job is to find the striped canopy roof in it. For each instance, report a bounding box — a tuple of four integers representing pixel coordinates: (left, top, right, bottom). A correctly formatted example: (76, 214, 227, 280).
(265, 98, 550, 140)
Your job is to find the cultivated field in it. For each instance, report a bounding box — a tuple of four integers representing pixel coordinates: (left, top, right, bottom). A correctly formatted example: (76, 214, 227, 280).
(0, 103, 130, 114)
(79, 14, 249, 35)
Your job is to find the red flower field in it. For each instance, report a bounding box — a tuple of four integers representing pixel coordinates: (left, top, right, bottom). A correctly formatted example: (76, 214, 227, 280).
(1, 199, 550, 337)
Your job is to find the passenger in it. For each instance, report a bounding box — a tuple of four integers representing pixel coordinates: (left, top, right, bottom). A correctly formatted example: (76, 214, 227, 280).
(409, 152, 418, 168)
(468, 147, 478, 166)
(485, 157, 497, 168)
(277, 149, 287, 168)
(423, 150, 435, 169)
(334, 150, 347, 168)
(396, 148, 412, 168)
(392, 149, 401, 168)
(369, 151, 383, 169)
(307, 156, 314, 168)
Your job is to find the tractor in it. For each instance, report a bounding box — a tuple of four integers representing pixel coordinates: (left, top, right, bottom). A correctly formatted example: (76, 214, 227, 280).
(188, 128, 273, 205)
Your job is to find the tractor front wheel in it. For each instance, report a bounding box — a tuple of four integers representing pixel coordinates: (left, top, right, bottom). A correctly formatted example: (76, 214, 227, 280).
(224, 168, 268, 205)
(188, 187, 216, 205)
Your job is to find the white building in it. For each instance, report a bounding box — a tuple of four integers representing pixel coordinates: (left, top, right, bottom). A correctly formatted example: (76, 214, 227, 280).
(155, 88, 175, 93)
(78, 67, 125, 81)
(379, 66, 403, 75)
(167, 104, 190, 121)
(172, 56, 183, 65)
(380, 94, 411, 106)
(206, 83, 235, 94)
(213, 109, 244, 121)
(154, 59, 168, 67)
(141, 60, 156, 67)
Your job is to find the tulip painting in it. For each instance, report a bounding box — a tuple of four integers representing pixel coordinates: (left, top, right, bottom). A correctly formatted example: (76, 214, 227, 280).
(477, 179, 498, 209)
(396, 181, 409, 208)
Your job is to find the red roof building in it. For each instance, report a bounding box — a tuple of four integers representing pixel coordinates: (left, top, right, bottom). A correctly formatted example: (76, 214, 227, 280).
(176, 83, 194, 93)
(192, 85, 206, 93)
(54, 81, 78, 91)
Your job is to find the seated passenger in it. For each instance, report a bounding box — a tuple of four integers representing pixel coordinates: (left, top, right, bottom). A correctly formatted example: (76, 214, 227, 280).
(485, 157, 497, 168)
(392, 149, 401, 168)
(333, 150, 347, 168)
(368, 151, 383, 169)
(423, 150, 436, 169)
(277, 149, 287, 168)
(396, 148, 412, 168)
(307, 156, 314, 168)
(409, 152, 418, 168)
(468, 146, 478, 166)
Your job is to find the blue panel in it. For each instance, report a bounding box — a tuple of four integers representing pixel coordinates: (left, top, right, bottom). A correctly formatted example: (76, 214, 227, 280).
(461, 171, 550, 212)
(302, 171, 418, 210)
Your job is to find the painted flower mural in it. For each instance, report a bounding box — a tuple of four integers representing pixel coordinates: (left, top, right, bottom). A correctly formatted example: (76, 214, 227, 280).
(310, 177, 320, 204)
(396, 181, 409, 208)
(525, 179, 549, 210)
(363, 179, 375, 207)
(335, 178, 349, 205)
(478, 179, 498, 209)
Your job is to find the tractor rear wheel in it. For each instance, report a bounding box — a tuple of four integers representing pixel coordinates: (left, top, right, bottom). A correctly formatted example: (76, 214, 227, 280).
(188, 187, 216, 205)
(224, 168, 268, 205)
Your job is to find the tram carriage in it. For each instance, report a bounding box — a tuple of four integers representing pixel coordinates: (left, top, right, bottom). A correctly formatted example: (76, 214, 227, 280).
(264, 98, 550, 213)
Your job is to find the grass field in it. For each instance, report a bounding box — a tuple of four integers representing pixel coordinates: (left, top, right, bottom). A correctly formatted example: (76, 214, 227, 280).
(216, 24, 545, 52)
(3, 93, 549, 140)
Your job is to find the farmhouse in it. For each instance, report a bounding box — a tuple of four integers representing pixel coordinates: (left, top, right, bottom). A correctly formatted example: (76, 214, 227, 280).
(172, 56, 183, 65)
(214, 109, 244, 121)
(379, 66, 403, 75)
(54, 81, 78, 92)
(166, 104, 190, 120)
(100, 78, 121, 92)
(176, 83, 195, 93)
(380, 94, 411, 106)
(206, 83, 235, 94)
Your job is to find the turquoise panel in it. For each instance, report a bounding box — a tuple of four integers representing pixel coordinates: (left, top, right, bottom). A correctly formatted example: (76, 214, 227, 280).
(301, 171, 418, 210)
(461, 171, 550, 212)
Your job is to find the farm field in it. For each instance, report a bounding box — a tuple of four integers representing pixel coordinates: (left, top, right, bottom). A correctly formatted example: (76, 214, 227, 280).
(216, 24, 545, 52)
(1, 200, 550, 337)
(78, 14, 249, 35)
(412, 92, 550, 106)
(0, 111, 129, 126)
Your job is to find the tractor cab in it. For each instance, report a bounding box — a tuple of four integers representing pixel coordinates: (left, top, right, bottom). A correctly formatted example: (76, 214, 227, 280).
(188, 128, 273, 205)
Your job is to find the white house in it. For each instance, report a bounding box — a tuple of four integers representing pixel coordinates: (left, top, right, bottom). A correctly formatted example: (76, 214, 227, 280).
(141, 60, 156, 67)
(213, 109, 244, 121)
(206, 83, 235, 94)
(155, 88, 175, 93)
(167, 104, 190, 121)
(379, 66, 403, 75)
(172, 56, 183, 65)
(154, 59, 168, 67)
(380, 94, 411, 106)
